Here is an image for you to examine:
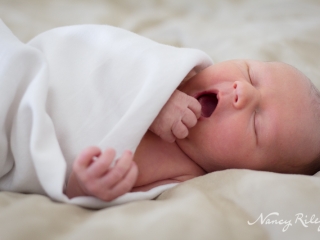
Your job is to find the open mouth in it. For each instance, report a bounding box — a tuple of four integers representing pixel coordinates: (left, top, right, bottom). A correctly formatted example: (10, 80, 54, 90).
(197, 93, 218, 118)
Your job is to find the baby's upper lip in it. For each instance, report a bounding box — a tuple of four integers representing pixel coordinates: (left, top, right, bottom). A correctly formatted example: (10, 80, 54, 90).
(193, 88, 218, 99)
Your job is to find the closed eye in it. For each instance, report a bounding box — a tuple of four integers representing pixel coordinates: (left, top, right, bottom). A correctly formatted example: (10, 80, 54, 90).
(249, 75, 253, 85)
(246, 62, 254, 86)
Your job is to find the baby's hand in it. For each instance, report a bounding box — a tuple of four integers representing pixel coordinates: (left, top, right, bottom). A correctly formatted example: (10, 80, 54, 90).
(149, 89, 201, 143)
(66, 146, 138, 202)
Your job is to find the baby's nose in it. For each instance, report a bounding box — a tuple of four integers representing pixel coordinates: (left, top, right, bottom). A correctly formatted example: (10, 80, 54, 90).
(232, 81, 258, 110)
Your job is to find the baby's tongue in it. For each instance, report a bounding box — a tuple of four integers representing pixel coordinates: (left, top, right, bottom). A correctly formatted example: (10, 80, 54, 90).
(198, 94, 218, 118)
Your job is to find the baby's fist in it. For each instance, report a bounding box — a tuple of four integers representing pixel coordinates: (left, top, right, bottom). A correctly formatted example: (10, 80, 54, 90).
(150, 90, 201, 142)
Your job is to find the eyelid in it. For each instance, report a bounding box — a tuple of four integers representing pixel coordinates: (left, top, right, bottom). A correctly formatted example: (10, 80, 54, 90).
(248, 67, 254, 85)
(245, 62, 254, 85)
(249, 74, 254, 85)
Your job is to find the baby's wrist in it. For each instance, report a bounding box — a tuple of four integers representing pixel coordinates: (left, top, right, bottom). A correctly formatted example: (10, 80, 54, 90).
(65, 172, 87, 199)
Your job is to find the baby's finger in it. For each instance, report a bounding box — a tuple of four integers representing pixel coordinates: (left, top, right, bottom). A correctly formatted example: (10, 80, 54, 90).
(86, 148, 116, 178)
(188, 97, 202, 119)
(150, 120, 175, 143)
(106, 162, 138, 201)
(172, 120, 189, 139)
(181, 108, 198, 129)
(101, 150, 134, 188)
(160, 131, 176, 143)
(74, 146, 101, 173)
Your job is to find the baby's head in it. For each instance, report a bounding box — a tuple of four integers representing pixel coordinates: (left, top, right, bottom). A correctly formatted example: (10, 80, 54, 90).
(177, 60, 320, 175)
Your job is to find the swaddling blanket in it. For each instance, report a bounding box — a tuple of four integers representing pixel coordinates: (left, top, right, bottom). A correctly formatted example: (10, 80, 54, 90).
(0, 20, 212, 208)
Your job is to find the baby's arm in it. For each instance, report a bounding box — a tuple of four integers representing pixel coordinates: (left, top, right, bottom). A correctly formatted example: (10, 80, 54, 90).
(65, 146, 138, 201)
(149, 89, 201, 143)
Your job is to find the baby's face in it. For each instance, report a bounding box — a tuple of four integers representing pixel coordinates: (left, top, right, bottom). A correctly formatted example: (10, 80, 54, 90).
(177, 60, 320, 173)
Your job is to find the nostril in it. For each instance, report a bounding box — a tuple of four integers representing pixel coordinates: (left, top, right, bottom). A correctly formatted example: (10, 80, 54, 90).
(233, 83, 237, 89)
(233, 82, 238, 103)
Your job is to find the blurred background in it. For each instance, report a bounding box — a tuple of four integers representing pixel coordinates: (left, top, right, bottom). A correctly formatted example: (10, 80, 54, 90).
(1, 0, 320, 88)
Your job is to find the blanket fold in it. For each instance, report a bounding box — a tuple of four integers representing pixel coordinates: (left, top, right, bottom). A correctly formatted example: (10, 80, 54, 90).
(0, 20, 212, 208)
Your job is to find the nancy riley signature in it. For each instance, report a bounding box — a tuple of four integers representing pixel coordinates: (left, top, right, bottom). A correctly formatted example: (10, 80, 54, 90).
(248, 212, 320, 232)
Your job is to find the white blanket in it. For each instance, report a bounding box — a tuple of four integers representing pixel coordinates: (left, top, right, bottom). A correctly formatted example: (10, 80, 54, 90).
(0, 20, 212, 208)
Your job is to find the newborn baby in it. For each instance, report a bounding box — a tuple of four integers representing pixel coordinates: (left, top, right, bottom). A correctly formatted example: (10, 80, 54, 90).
(66, 60, 320, 201)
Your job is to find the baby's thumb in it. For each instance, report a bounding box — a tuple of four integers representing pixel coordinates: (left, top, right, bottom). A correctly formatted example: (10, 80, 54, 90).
(188, 96, 202, 119)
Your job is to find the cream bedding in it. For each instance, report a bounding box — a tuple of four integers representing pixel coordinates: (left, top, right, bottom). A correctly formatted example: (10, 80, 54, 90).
(1, 0, 320, 239)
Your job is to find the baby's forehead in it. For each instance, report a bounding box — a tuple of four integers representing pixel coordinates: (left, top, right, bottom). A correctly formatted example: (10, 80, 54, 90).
(251, 61, 310, 88)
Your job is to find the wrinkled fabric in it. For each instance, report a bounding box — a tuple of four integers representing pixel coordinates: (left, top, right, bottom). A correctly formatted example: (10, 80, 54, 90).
(0, 20, 212, 208)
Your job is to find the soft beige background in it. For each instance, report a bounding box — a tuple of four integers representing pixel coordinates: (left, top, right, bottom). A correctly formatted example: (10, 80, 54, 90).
(1, 0, 320, 89)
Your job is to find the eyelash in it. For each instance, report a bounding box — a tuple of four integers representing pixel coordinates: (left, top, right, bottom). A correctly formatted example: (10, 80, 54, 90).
(248, 66, 258, 140)
(253, 111, 258, 140)
(246, 63, 253, 85)
(248, 72, 254, 85)
(246, 64, 259, 142)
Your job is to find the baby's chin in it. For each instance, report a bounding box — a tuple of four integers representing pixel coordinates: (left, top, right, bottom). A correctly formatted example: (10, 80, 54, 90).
(175, 137, 211, 172)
